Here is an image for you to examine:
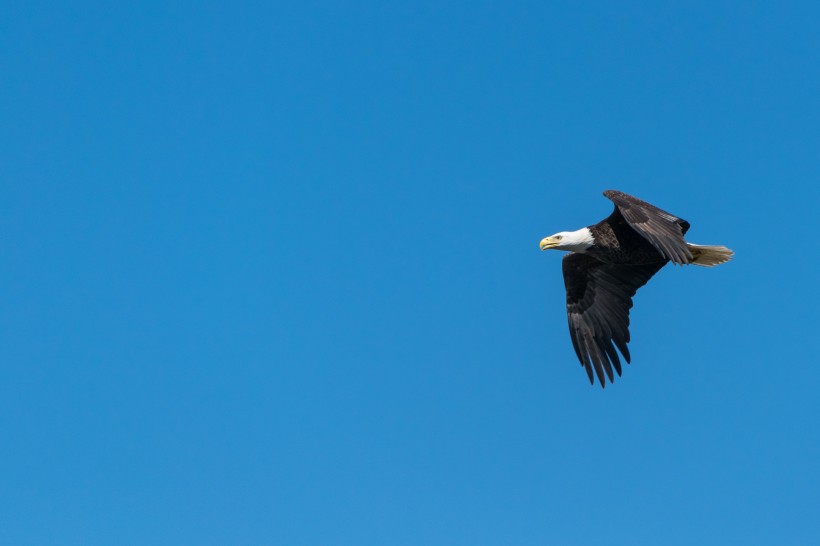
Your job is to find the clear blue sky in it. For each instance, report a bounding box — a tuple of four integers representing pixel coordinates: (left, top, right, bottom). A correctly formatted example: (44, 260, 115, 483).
(2, 2, 819, 544)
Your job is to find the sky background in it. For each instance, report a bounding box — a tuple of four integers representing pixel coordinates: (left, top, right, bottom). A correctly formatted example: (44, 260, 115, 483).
(2, 1, 819, 544)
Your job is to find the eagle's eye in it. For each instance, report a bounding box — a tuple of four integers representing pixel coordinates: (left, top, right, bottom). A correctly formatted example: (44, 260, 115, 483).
(555, 235, 562, 240)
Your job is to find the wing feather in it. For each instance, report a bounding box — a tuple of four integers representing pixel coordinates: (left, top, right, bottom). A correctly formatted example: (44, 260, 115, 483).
(603, 190, 692, 264)
(562, 253, 666, 387)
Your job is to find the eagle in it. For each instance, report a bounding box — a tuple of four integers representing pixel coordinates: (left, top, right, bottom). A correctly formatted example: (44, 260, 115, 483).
(540, 190, 733, 388)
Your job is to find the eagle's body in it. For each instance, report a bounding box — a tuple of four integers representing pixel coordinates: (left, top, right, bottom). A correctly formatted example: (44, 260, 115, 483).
(540, 190, 733, 388)
(586, 212, 673, 265)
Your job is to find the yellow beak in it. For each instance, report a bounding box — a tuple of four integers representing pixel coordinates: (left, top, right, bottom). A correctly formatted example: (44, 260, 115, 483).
(540, 236, 558, 250)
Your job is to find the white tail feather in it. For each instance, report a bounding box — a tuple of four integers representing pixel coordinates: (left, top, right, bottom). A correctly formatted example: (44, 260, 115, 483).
(687, 244, 734, 267)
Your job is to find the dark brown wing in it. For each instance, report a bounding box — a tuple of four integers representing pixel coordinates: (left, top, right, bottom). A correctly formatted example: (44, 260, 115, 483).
(603, 190, 692, 264)
(562, 253, 666, 387)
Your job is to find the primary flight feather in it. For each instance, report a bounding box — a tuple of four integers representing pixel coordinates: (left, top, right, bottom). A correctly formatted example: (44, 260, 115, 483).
(540, 190, 733, 388)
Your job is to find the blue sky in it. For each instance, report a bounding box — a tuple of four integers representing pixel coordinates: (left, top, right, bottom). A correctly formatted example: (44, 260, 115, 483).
(2, 1, 819, 544)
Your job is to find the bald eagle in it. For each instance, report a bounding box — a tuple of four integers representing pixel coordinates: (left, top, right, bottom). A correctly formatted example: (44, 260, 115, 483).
(540, 190, 733, 388)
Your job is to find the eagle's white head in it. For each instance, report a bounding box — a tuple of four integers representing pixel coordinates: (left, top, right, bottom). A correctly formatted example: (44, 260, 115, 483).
(540, 227, 595, 252)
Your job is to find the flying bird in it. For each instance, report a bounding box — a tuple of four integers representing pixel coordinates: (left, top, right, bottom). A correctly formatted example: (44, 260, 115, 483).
(540, 190, 733, 388)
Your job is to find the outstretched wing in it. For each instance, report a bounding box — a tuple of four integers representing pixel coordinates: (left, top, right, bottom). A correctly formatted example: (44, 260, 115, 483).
(604, 190, 692, 264)
(562, 253, 666, 387)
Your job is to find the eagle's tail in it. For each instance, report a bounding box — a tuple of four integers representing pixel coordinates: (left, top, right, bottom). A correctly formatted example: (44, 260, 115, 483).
(687, 244, 734, 267)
